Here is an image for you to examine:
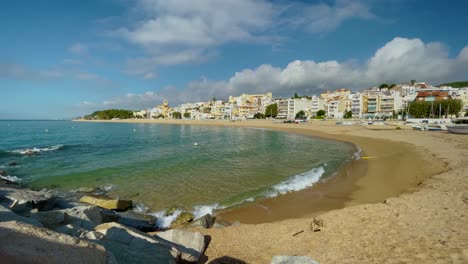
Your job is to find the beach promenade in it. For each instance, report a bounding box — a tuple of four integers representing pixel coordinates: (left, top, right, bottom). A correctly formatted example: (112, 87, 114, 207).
(81, 119, 468, 263)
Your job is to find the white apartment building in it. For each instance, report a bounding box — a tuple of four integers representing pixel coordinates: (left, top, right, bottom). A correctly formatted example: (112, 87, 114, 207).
(350, 93, 363, 118)
(310, 96, 325, 115)
(277, 98, 311, 119)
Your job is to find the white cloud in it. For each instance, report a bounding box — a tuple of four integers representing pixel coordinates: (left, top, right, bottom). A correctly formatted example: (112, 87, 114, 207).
(69, 42, 88, 55)
(119, 0, 274, 47)
(84, 37, 468, 110)
(110, 0, 376, 79)
(294, 0, 375, 32)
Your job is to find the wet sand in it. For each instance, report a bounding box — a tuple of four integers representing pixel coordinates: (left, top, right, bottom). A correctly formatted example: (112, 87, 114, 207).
(75, 119, 468, 263)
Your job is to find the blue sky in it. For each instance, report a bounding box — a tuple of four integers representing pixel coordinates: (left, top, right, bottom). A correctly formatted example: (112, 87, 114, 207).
(1, 0, 467, 119)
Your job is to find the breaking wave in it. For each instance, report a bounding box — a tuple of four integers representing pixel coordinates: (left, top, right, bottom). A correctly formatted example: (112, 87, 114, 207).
(151, 166, 326, 228)
(10, 145, 65, 155)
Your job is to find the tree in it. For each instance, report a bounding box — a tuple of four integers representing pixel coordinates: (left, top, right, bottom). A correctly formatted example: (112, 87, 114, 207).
(84, 109, 134, 120)
(265, 103, 278, 118)
(212, 97, 217, 102)
(295, 110, 305, 119)
(408, 99, 463, 118)
(465, 110, 468, 117)
(389, 83, 397, 89)
(379, 83, 389, 89)
(344, 110, 352, 119)
(293, 92, 299, 98)
(316, 110, 326, 119)
(172, 112, 182, 119)
(411, 80, 416, 85)
(183, 112, 191, 119)
(253, 113, 265, 119)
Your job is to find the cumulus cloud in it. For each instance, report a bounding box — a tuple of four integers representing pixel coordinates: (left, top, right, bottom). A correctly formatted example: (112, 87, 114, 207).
(118, 0, 274, 48)
(113, 0, 375, 79)
(85, 37, 468, 110)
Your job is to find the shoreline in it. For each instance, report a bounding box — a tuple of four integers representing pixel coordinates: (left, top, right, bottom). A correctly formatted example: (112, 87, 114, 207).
(73, 119, 468, 263)
(73, 119, 445, 224)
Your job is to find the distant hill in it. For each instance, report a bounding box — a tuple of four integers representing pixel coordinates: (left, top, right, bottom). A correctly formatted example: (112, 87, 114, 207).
(438, 81, 468, 88)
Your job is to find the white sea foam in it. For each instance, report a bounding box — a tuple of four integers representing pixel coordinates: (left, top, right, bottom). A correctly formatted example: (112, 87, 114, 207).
(0, 175, 23, 183)
(11, 145, 65, 155)
(354, 147, 362, 160)
(151, 209, 183, 228)
(265, 166, 325, 197)
(192, 203, 220, 219)
(151, 167, 326, 228)
(100, 184, 115, 192)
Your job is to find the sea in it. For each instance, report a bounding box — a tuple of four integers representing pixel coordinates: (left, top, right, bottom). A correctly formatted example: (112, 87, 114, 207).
(0, 120, 357, 227)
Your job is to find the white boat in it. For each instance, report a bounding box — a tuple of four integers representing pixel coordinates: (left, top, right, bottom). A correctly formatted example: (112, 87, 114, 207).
(446, 118, 468, 135)
(446, 125, 468, 134)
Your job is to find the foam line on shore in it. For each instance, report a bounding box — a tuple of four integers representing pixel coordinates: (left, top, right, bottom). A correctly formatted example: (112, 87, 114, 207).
(151, 166, 326, 228)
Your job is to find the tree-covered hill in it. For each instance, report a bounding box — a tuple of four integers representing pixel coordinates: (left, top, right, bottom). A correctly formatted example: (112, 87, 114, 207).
(84, 109, 134, 120)
(438, 81, 468, 88)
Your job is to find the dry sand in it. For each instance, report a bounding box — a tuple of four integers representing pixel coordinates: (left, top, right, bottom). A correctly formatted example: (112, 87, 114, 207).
(76, 119, 468, 263)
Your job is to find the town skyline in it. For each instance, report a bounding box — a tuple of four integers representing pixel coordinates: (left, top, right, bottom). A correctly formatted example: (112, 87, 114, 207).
(1, 0, 468, 119)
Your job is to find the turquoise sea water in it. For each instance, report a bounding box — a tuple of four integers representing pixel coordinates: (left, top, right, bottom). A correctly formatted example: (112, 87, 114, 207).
(0, 121, 355, 224)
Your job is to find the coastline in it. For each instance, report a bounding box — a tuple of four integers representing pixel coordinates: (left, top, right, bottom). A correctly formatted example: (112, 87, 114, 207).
(74, 118, 468, 263)
(74, 119, 444, 223)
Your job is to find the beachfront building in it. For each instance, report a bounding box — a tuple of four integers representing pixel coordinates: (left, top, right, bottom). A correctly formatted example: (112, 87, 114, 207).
(350, 93, 364, 118)
(228, 92, 273, 119)
(362, 95, 379, 118)
(209, 100, 225, 119)
(325, 97, 346, 119)
(415, 91, 450, 102)
(133, 110, 147, 119)
(277, 98, 311, 119)
(309, 96, 325, 117)
(149, 100, 171, 119)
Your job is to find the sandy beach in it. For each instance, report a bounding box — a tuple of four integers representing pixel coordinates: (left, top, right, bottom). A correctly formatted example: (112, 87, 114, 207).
(75, 119, 468, 263)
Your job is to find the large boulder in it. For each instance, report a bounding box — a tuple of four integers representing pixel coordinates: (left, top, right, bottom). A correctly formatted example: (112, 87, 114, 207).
(0, 186, 56, 212)
(31, 210, 66, 228)
(156, 229, 206, 263)
(0, 220, 108, 264)
(95, 222, 176, 263)
(116, 211, 157, 232)
(64, 205, 118, 230)
(0, 204, 43, 227)
(190, 214, 214, 229)
(271, 256, 320, 264)
(80, 195, 132, 211)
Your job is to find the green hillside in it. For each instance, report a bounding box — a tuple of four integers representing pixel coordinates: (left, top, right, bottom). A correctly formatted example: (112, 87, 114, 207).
(438, 81, 468, 88)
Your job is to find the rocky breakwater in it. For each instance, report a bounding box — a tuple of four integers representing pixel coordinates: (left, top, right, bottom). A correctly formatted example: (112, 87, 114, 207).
(0, 183, 222, 264)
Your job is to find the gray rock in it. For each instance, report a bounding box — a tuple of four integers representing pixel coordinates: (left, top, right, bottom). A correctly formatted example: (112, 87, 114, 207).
(271, 256, 320, 264)
(8, 162, 17, 166)
(190, 213, 214, 229)
(30, 210, 66, 228)
(0, 170, 6, 176)
(156, 229, 206, 263)
(54, 224, 87, 237)
(0, 220, 108, 264)
(0, 186, 56, 212)
(95, 222, 176, 264)
(0, 204, 43, 227)
(64, 205, 118, 230)
(116, 211, 157, 232)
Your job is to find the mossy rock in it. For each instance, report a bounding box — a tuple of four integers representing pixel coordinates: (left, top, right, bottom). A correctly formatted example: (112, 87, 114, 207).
(165, 206, 185, 216)
(172, 212, 194, 226)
